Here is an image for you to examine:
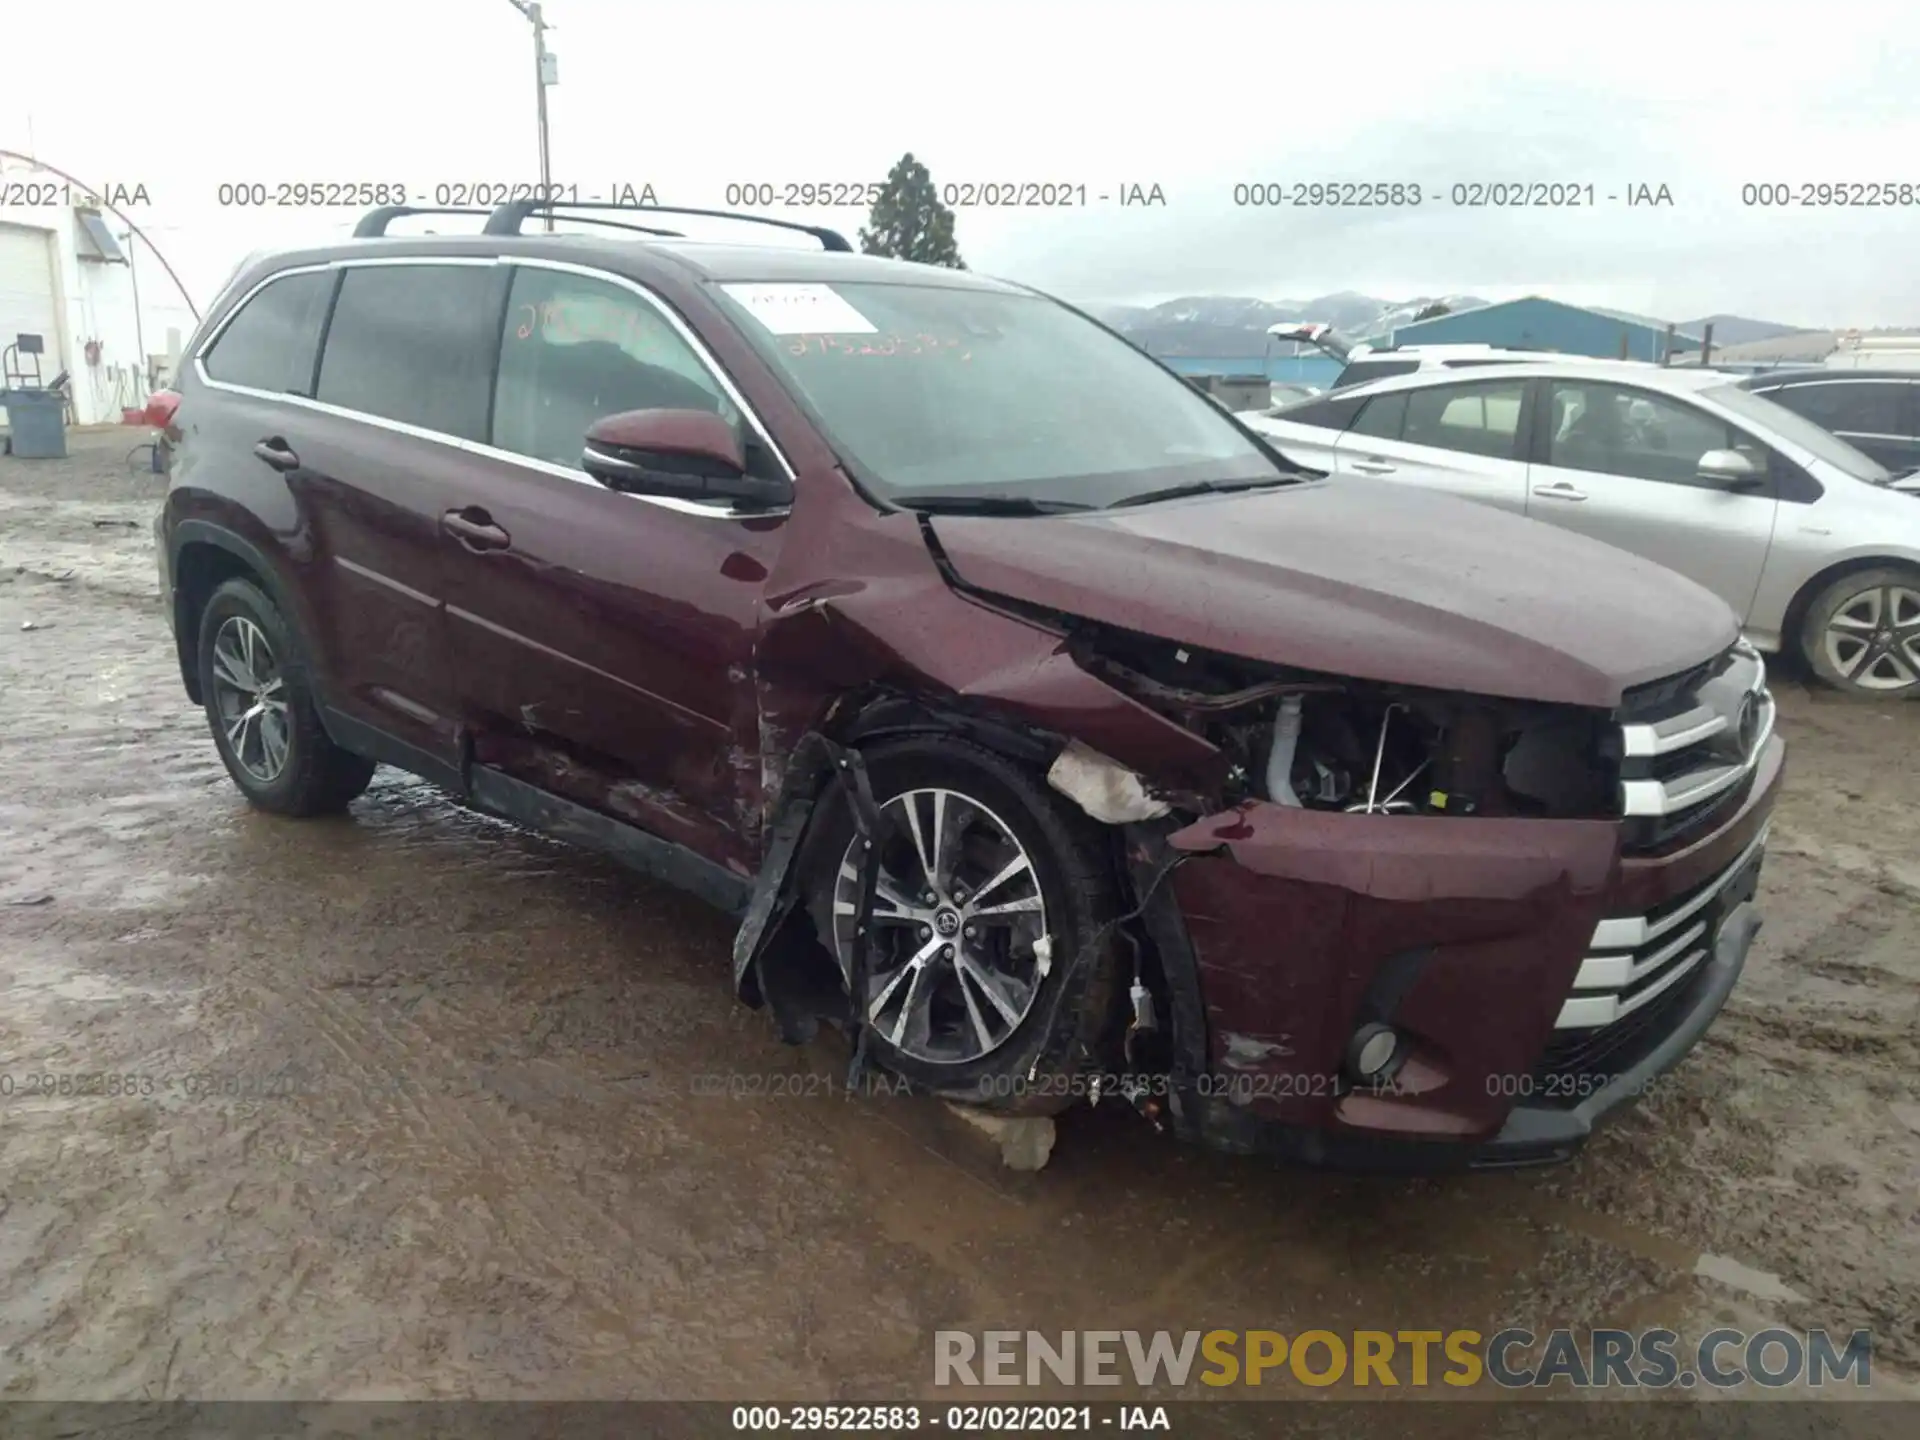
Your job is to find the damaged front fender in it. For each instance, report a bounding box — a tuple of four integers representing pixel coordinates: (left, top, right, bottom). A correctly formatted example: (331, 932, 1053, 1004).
(731, 504, 1226, 1009)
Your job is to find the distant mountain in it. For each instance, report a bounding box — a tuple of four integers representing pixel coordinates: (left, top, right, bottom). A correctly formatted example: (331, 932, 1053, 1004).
(1679, 314, 1810, 347)
(1081, 293, 1491, 358)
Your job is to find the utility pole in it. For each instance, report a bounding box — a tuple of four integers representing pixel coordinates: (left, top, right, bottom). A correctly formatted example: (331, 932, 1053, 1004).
(506, 0, 557, 232)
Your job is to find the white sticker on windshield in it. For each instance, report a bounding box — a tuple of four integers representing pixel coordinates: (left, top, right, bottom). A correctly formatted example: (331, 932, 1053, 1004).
(721, 282, 878, 336)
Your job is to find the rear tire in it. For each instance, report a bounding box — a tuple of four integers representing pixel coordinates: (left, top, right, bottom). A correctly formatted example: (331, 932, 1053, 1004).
(196, 577, 376, 814)
(1799, 566, 1920, 699)
(801, 738, 1124, 1114)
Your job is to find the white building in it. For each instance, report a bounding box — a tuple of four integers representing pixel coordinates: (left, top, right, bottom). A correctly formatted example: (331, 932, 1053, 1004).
(1, 202, 199, 427)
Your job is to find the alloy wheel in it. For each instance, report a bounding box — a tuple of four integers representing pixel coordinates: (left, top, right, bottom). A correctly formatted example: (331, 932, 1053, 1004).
(1823, 584, 1920, 692)
(210, 615, 292, 783)
(832, 787, 1050, 1065)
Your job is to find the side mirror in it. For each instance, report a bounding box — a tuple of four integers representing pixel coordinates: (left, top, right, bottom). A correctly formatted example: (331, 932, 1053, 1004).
(582, 409, 790, 510)
(1696, 448, 1765, 489)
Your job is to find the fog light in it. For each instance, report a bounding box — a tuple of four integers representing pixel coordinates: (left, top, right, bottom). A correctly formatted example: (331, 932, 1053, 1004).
(1347, 1023, 1401, 1081)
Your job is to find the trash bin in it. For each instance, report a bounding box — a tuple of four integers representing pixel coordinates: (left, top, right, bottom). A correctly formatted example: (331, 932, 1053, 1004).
(0, 388, 68, 459)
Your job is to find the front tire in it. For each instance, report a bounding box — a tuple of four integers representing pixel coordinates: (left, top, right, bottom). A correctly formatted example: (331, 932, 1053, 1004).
(196, 577, 376, 814)
(1799, 567, 1920, 698)
(801, 738, 1123, 1113)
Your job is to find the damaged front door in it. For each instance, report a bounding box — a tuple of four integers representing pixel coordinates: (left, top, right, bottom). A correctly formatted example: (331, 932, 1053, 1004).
(439, 262, 790, 873)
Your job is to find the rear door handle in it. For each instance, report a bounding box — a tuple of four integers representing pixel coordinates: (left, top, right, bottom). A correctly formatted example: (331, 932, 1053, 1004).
(441, 507, 512, 551)
(1532, 482, 1588, 502)
(252, 438, 300, 472)
(1351, 459, 1397, 474)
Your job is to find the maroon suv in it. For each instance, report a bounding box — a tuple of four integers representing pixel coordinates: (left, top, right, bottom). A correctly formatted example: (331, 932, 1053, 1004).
(154, 202, 1783, 1169)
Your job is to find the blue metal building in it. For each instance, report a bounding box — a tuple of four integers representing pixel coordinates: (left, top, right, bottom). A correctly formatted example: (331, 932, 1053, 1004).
(1365, 297, 1702, 362)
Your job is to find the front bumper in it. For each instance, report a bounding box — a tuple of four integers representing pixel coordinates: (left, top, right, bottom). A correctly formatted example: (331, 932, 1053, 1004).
(1137, 731, 1784, 1172)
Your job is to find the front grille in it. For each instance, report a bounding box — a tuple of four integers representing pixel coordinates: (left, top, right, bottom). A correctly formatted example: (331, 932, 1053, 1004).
(1616, 641, 1772, 854)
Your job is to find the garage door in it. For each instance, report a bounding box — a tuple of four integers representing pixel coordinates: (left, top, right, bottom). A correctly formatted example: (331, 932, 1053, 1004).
(0, 222, 61, 385)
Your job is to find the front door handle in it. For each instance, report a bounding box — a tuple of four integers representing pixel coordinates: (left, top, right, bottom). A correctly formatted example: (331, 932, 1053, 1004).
(1532, 482, 1589, 502)
(1351, 458, 1397, 474)
(252, 437, 300, 472)
(441, 507, 512, 551)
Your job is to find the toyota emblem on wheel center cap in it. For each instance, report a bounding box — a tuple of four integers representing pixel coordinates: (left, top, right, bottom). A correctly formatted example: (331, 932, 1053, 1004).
(934, 909, 961, 937)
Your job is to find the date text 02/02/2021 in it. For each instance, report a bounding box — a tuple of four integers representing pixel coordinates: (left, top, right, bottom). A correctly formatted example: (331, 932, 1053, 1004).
(721, 181, 1167, 208)
(729, 1404, 1168, 1432)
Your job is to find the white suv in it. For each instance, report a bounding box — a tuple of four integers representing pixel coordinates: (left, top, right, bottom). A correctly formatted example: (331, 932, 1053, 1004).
(1267, 322, 1653, 391)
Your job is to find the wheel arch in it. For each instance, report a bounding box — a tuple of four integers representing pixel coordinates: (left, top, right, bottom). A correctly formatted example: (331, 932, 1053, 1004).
(168, 521, 313, 707)
(731, 689, 1132, 1016)
(1780, 553, 1920, 671)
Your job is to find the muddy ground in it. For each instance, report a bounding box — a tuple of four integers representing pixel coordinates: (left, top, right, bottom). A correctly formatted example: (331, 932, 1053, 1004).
(0, 430, 1915, 1406)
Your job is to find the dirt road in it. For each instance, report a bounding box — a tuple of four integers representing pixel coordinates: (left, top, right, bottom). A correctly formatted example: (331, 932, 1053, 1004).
(1, 431, 1915, 1403)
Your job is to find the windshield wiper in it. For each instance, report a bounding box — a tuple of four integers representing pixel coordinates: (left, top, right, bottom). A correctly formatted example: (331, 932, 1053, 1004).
(1106, 476, 1305, 510)
(893, 494, 1094, 516)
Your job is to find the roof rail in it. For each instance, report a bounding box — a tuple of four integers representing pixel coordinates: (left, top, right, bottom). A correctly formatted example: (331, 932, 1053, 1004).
(481, 198, 853, 251)
(352, 206, 493, 238)
(509, 212, 687, 240)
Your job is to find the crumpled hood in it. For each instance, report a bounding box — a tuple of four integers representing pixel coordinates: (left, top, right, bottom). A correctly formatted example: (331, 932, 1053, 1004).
(928, 477, 1740, 709)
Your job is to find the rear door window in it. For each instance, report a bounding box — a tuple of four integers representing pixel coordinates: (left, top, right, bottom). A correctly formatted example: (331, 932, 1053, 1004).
(200, 270, 336, 395)
(1399, 380, 1528, 459)
(315, 264, 504, 441)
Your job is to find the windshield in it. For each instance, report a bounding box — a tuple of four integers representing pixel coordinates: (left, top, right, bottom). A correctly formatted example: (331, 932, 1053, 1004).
(1707, 383, 1892, 483)
(712, 281, 1294, 507)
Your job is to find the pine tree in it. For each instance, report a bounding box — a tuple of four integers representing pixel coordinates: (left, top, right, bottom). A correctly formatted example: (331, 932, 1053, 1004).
(859, 153, 966, 269)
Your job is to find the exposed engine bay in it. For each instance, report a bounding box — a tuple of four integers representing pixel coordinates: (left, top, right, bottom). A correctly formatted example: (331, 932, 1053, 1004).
(1064, 620, 1617, 821)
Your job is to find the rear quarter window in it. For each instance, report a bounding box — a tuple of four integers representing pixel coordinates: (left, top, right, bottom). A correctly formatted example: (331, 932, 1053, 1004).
(1349, 391, 1409, 440)
(1332, 358, 1421, 389)
(1281, 392, 1368, 431)
(200, 270, 337, 395)
(1766, 381, 1906, 435)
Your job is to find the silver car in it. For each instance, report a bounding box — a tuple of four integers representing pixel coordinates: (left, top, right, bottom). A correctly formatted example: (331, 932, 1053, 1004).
(1244, 361, 1920, 696)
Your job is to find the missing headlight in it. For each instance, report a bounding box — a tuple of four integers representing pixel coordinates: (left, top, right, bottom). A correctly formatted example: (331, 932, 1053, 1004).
(1063, 622, 1614, 819)
(1270, 692, 1612, 818)
(1268, 693, 1440, 812)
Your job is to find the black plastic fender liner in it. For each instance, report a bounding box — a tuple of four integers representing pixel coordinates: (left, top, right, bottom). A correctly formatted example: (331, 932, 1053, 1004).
(731, 731, 837, 1008)
(834, 748, 885, 1092)
(1119, 820, 1214, 1140)
(729, 732, 887, 1082)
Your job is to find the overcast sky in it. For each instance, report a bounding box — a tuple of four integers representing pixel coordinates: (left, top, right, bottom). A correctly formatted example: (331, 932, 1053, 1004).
(6, 0, 1918, 327)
